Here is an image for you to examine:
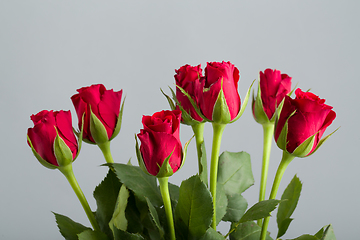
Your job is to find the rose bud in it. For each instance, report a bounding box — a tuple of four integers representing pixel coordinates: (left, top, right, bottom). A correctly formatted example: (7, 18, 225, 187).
(275, 88, 336, 157)
(252, 68, 292, 124)
(136, 110, 186, 177)
(27, 110, 79, 169)
(174, 64, 205, 125)
(200, 61, 241, 124)
(71, 84, 123, 144)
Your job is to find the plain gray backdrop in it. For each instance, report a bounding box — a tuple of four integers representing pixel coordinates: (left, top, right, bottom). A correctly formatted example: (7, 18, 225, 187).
(1, 0, 358, 239)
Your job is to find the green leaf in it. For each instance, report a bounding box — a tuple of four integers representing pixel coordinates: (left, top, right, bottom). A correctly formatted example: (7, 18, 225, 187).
(78, 229, 110, 240)
(168, 182, 180, 202)
(239, 199, 281, 223)
(198, 141, 208, 186)
(229, 221, 273, 240)
(288, 224, 336, 240)
(175, 175, 213, 239)
(112, 227, 145, 240)
(111, 163, 163, 207)
(200, 227, 226, 240)
(288, 234, 318, 240)
(54, 212, 91, 240)
(109, 184, 130, 234)
(223, 194, 248, 222)
(216, 183, 228, 225)
(321, 224, 336, 240)
(277, 175, 302, 238)
(93, 169, 121, 238)
(217, 151, 254, 195)
(146, 197, 165, 238)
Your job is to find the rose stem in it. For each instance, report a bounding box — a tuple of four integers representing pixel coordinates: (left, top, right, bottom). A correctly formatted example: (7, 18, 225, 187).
(257, 123, 275, 227)
(158, 177, 176, 240)
(98, 141, 114, 163)
(209, 123, 226, 230)
(58, 164, 100, 231)
(260, 151, 295, 240)
(191, 122, 207, 186)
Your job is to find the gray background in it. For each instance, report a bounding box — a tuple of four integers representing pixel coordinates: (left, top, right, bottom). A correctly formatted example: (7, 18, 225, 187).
(0, 0, 358, 239)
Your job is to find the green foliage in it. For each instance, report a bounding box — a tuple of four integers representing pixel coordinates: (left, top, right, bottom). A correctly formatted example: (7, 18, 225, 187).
(78, 229, 109, 240)
(175, 175, 213, 239)
(109, 184, 130, 233)
(277, 175, 302, 238)
(54, 212, 91, 240)
(93, 169, 121, 239)
(199, 228, 226, 240)
(111, 163, 163, 207)
(289, 224, 336, 240)
(217, 151, 254, 195)
(229, 221, 273, 240)
(239, 200, 281, 224)
(216, 183, 228, 225)
(222, 194, 248, 222)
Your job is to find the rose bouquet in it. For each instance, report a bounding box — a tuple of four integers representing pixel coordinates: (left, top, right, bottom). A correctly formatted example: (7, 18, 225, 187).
(27, 61, 337, 240)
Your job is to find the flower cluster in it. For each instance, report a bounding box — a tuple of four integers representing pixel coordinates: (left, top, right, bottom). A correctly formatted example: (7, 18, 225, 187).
(27, 63, 337, 240)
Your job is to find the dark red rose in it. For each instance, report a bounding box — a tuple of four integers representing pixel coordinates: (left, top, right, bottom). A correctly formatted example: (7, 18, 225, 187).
(71, 84, 123, 144)
(175, 64, 204, 123)
(253, 68, 292, 123)
(27, 110, 78, 168)
(200, 61, 241, 123)
(137, 110, 183, 176)
(275, 89, 336, 156)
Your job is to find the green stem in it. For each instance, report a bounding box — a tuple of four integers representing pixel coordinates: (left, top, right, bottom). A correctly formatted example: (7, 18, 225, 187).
(58, 164, 100, 231)
(260, 151, 295, 240)
(257, 123, 274, 227)
(191, 122, 207, 186)
(98, 141, 114, 163)
(209, 123, 226, 230)
(158, 177, 176, 240)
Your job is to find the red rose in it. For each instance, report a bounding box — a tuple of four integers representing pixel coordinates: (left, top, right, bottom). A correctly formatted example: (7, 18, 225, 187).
(253, 68, 292, 123)
(175, 64, 204, 123)
(27, 110, 78, 168)
(71, 84, 123, 144)
(200, 61, 241, 123)
(137, 110, 183, 176)
(275, 89, 336, 157)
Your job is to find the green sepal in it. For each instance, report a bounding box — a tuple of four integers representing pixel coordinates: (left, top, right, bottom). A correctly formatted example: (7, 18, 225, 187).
(53, 128, 74, 167)
(169, 86, 206, 125)
(90, 106, 110, 144)
(229, 79, 255, 123)
(306, 127, 340, 157)
(252, 81, 271, 125)
(160, 88, 176, 111)
(180, 135, 194, 170)
(27, 135, 58, 170)
(275, 110, 296, 152)
(109, 96, 125, 141)
(212, 78, 232, 124)
(134, 134, 151, 176)
(74, 113, 85, 159)
(175, 84, 208, 122)
(291, 134, 316, 157)
(156, 150, 174, 178)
